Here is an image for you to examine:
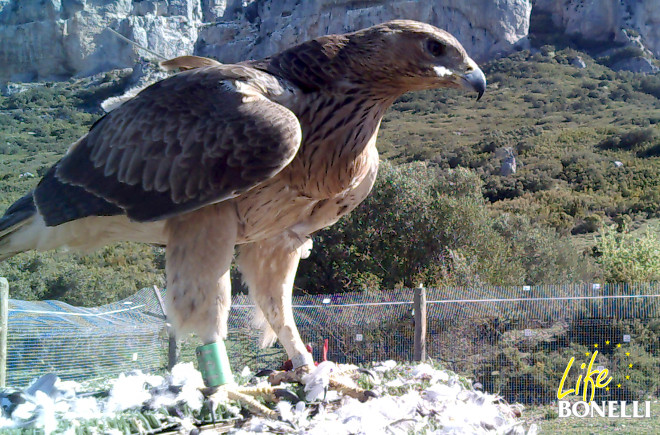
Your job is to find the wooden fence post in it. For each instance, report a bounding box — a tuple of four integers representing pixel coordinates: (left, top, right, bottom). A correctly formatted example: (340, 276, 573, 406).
(0, 278, 8, 387)
(413, 284, 427, 362)
(153, 286, 178, 370)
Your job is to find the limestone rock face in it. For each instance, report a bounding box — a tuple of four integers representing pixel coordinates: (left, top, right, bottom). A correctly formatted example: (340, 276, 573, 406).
(0, 0, 201, 81)
(610, 56, 659, 74)
(0, 0, 532, 81)
(534, 0, 660, 59)
(3, 0, 658, 82)
(570, 56, 586, 69)
(197, 0, 532, 64)
(200, 0, 229, 22)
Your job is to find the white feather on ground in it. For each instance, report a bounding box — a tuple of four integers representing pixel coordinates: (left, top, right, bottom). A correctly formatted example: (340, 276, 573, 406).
(0, 361, 537, 434)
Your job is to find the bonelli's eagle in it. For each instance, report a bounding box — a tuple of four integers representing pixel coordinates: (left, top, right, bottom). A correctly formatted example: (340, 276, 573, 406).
(0, 20, 485, 401)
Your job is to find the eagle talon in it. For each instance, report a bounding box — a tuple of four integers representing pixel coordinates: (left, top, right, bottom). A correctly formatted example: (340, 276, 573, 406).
(267, 364, 312, 386)
(262, 362, 377, 403)
(201, 384, 280, 419)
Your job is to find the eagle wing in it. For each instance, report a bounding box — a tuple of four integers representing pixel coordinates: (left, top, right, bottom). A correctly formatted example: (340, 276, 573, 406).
(35, 65, 302, 224)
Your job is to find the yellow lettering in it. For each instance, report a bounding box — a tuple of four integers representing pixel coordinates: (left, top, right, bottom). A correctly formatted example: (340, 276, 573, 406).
(557, 352, 612, 402)
(595, 368, 612, 388)
(557, 357, 576, 399)
(582, 351, 600, 402)
(575, 373, 583, 396)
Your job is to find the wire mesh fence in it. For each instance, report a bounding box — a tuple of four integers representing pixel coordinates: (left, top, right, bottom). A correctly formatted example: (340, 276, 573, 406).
(4, 282, 660, 404)
(6, 288, 166, 386)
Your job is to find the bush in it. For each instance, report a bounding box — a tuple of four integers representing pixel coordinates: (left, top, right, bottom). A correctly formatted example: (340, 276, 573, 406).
(0, 244, 165, 306)
(599, 46, 646, 67)
(635, 75, 660, 98)
(594, 226, 660, 283)
(296, 162, 591, 293)
(598, 128, 657, 152)
(298, 162, 497, 291)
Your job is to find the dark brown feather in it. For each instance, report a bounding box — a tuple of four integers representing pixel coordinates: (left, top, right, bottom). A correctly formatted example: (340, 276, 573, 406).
(48, 65, 302, 223)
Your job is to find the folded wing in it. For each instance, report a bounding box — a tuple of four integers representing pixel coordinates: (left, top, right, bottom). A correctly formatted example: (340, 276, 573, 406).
(34, 65, 302, 225)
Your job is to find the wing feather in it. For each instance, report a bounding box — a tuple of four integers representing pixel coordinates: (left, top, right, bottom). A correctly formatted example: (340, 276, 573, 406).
(35, 65, 302, 224)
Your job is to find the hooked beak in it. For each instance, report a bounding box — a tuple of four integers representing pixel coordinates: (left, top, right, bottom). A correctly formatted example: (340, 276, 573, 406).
(462, 66, 486, 101)
(435, 59, 487, 100)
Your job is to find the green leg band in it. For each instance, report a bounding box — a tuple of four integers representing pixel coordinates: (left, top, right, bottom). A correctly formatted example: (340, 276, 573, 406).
(196, 341, 234, 387)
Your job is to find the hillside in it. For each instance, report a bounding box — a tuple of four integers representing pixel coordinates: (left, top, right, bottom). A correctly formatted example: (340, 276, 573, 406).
(379, 47, 660, 235)
(0, 46, 658, 304)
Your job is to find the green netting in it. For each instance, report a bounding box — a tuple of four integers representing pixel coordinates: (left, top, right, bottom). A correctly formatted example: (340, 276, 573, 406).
(7, 287, 166, 386)
(5, 282, 660, 404)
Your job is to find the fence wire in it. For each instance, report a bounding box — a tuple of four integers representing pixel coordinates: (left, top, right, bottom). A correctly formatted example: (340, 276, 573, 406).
(5, 283, 660, 404)
(7, 288, 165, 386)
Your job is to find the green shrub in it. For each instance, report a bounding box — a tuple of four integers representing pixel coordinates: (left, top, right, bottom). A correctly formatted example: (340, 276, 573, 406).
(296, 162, 591, 293)
(599, 46, 647, 67)
(598, 128, 657, 152)
(0, 244, 165, 306)
(594, 226, 660, 283)
(635, 75, 660, 98)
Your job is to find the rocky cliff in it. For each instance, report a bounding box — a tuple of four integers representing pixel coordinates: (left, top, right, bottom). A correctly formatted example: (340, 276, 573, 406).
(195, 0, 531, 65)
(0, 0, 658, 82)
(534, 0, 660, 58)
(0, 0, 202, 81)
(0, 0, 531, 81)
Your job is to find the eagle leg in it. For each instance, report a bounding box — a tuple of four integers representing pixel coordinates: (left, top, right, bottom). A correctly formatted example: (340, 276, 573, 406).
(197, 340, 304, 419)
(238, 236, 376, 402)
(165, 209, 303, 418)
(237, 235, 315, 369)
(165, 205, 237, 343)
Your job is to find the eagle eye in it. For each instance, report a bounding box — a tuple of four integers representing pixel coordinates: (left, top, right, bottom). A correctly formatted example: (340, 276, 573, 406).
(426, 39, 446, 57)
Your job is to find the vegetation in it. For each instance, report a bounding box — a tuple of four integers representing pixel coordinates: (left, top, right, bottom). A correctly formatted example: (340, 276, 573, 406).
(0, 244, 165, 305)
(378, 49, 660, 236)
(337, 283, 660, 406)
(594, 225, 660, 283)
(0, 44, 658, 304)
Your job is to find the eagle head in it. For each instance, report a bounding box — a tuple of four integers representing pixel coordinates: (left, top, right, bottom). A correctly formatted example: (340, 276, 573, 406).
(345, 20, 487, 99)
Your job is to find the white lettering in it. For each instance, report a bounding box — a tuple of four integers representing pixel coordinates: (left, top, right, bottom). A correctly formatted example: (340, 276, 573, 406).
(621, 401, 631, 418)
(573, 401, 590, 418)
(591, 401, 606, 417)
(632, 401, 652, 418)
(559, 400, 652, 418)
(608, 400, 618, 417)
(558, 401, 571, 417)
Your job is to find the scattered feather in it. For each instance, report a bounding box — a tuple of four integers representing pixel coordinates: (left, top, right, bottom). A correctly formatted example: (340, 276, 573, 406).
(0, 361, 534, 434)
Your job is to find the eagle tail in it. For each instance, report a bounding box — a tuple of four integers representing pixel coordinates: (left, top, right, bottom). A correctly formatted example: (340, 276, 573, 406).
(0, 192, 38, 261)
